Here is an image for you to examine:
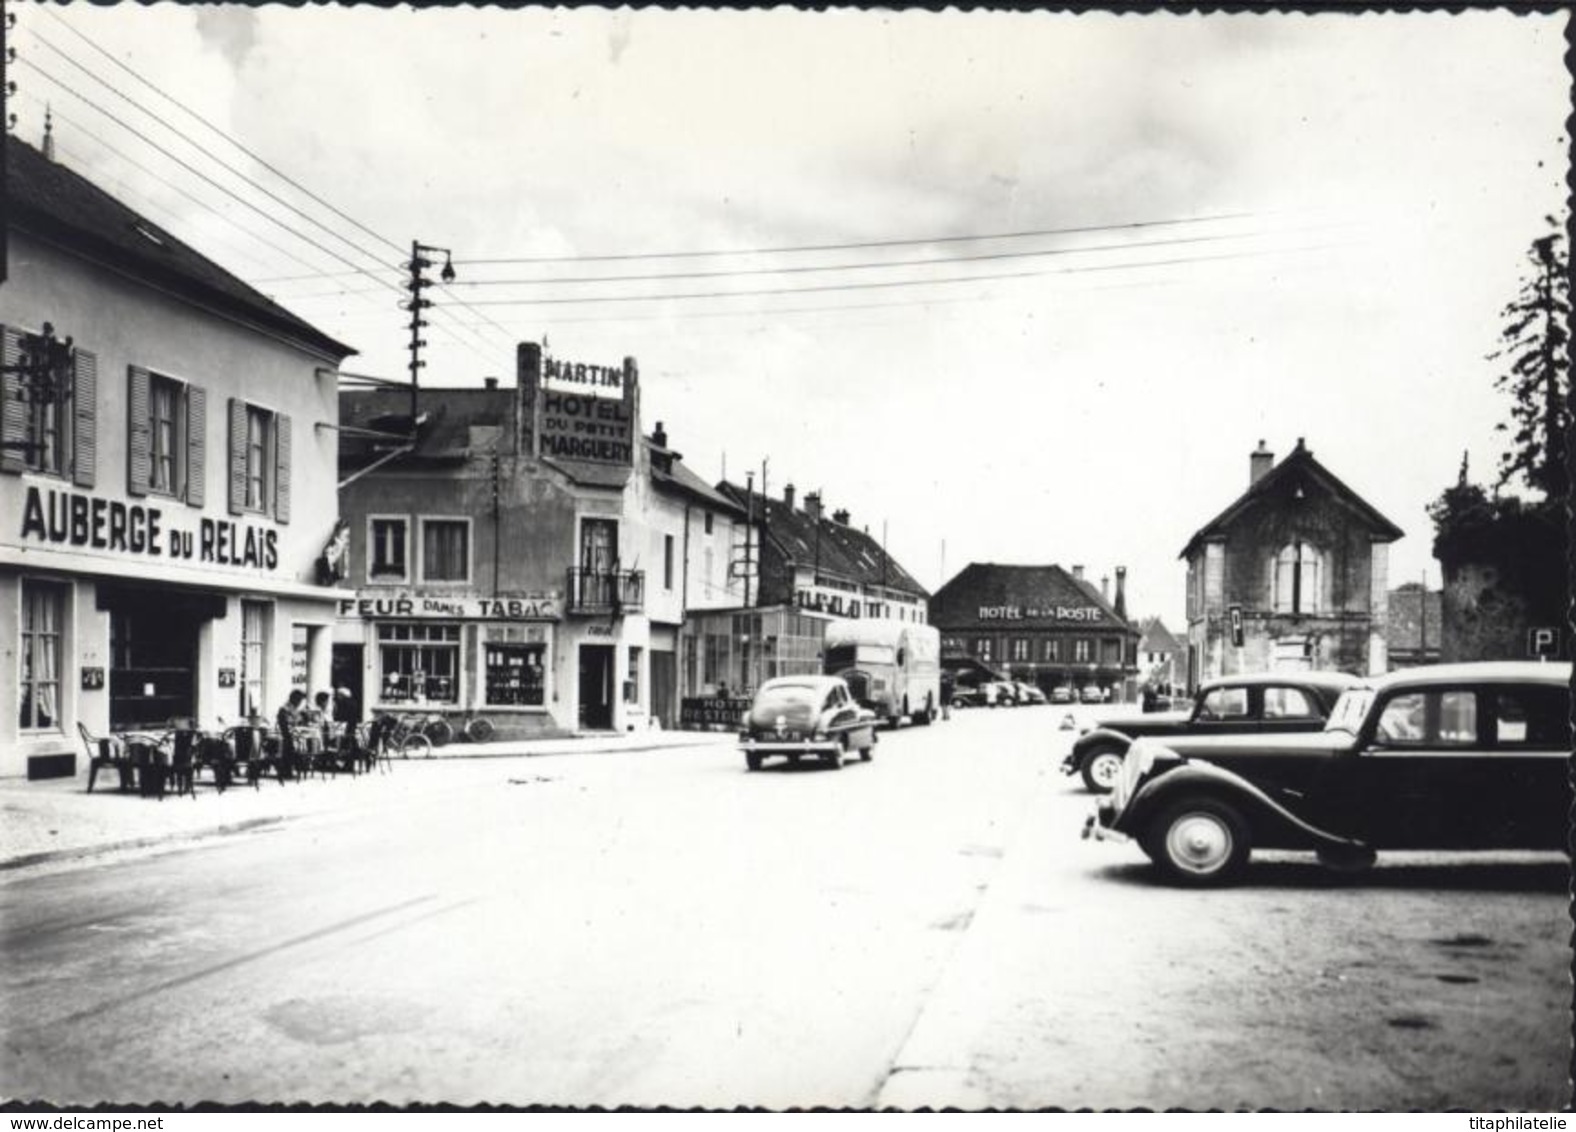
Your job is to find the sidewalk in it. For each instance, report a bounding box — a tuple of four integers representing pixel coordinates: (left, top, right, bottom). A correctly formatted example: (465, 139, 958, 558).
(0, 729, 734, 874)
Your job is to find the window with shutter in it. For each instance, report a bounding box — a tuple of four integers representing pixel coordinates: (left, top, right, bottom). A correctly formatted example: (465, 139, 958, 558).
(1, 327, 26, 475)
(72, 348, 96, 488)
(186, 385, 206, 506)
(274, 411, 291, 524)
(228, 397, 247, 514)
(127, 367, 151, 496)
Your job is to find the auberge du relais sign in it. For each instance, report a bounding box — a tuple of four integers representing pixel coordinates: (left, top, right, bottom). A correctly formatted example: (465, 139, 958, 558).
(16, 483, 283, 570)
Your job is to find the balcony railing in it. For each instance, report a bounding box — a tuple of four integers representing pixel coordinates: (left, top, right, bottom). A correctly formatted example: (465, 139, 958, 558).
(566, 568, 644, 615)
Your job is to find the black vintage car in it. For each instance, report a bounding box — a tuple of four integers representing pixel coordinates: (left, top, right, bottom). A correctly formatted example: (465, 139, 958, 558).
(1084, 662, 1572, 885)
(1062, 671, 1360, 793)
(738, 675, 878, 771)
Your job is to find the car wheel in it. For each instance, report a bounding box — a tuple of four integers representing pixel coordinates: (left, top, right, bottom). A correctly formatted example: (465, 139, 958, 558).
(1145, 797, 1250, 886)
(1316, 845, 1377, 874)
(1080, 747, 1126, 794)
(825, 737, 846, 770)
(745, 752, 763, 772)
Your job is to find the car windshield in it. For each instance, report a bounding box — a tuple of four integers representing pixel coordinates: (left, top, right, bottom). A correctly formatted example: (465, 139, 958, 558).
(1324, 689, 1373, 733)
(826, 644, 895, 667)
(753, 684, 823, 711)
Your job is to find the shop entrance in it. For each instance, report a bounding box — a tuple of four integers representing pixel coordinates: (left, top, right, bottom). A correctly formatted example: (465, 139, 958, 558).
(650, 649, 676, 729)
(578, 644, 615, 730)
(107, 604, 199, 729)
(331, 644, 365, 724)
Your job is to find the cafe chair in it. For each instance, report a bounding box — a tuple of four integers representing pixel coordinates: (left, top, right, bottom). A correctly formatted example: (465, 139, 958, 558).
(165, 727, 199, 799)
(80, 722, 132, 793)
(125, 734, 168, 800)
(225, 724, 270, 789)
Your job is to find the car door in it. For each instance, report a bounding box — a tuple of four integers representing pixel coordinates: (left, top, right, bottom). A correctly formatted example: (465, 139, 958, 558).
(1481, 683, 1571, 848)
(1345, 686, 1489, 848)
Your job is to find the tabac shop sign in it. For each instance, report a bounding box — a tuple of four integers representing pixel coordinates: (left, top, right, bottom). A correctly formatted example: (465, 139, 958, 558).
(339, 592, 558, 621)
(17, 484, 281, 570)
(978, 604, 1104, 623)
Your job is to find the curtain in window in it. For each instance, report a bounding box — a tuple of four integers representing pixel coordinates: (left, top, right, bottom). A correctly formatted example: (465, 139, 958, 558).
(423, 522, 468, 581)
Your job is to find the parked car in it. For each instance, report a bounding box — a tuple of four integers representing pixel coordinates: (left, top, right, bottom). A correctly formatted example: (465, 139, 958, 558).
(739, 675, 877, 771)
(1063, 671, 1360, 793)
(1015, 682, 1048, 706)
(1049, 686, 1076, 705)
(990, 680, 1020, 707)
(1084, 662, 1572, 885)
(1079, 685, 1104, 705)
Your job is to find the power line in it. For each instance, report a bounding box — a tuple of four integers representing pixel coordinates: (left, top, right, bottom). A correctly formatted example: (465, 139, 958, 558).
(24, 20, 515, 360)
(456, 211, 1258, 267)
(456, 242, 1346, 308)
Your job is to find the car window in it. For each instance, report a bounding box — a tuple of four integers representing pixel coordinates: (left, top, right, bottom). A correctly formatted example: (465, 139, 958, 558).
(1264, 686, 1317, 719)
(824, 689, 840, 711)
(1375, 690, 1478, 746)
(1197, 686, 1250, 720)
(1492, 686, 1570, 748)
(1376, 693, 1426, 742)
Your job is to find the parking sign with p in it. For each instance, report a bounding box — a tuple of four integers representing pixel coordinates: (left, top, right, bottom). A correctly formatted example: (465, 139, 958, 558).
(1527, 626, 1562, 659)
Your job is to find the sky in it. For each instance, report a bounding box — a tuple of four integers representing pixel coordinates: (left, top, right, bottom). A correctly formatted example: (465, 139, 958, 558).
(12, 5, 1569, 627)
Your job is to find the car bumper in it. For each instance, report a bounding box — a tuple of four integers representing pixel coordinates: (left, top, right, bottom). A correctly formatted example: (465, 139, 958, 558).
(740, 738, 841, 757)
(1081, 799, 1130, 844)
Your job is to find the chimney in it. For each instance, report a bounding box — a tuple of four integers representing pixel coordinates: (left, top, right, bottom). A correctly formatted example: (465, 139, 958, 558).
(652, 420, 668, 449)
(1101, 575, 1110, 602)
(833, 508, 850, 526)
(783, 483, 795, 511)
(804, 492, 823, 522)
(483, 376, 499, 390)
(1250, 439, 1274, 486)
(1072, 565, 1084, 580)
(1114, 566, 1128, 620)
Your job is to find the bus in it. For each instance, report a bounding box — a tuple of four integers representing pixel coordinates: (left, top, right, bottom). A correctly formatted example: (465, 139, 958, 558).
(822, 619, 942, 727)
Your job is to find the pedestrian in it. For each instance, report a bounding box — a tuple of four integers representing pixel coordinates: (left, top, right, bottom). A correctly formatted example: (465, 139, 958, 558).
(940, 670, 955, 721)
(274, 689, 308, 782)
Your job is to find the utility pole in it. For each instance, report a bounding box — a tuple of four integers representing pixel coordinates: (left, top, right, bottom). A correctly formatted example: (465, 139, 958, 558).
(402, 241, 454, 432)
(2, 0, 15, 287)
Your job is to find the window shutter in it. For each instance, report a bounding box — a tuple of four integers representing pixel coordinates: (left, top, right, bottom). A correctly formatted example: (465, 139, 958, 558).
(72, 348, 97, 488)
(1, 327, 26, 474)
(126, 366, 151, 496)
(228, 397, 246, 515)
(273, 411, 292, 524)
(185, 384, 206, 507)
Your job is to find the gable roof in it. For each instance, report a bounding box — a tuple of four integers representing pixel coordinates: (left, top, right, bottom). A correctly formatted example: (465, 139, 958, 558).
(340, 386, 512, 467)
(1179, 440, 1403, 560)
(928, 562, 1136, 633)
(1137, 616, 1183, 653)
(7, 136, 353, 361)
(647, 439, 746, 516)
(717, 483, 928, 598)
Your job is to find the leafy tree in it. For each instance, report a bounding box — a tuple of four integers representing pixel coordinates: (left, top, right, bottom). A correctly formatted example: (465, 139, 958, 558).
(1488, 216, 1570, 501)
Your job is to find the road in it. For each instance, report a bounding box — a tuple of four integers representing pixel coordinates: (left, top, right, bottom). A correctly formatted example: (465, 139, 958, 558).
(2, 706, 1568, 1110)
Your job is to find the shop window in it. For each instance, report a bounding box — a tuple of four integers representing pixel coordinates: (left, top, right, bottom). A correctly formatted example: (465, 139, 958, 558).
(377, 622, 461, 704)
(19, 580, 66, 732)
(703, 631, 727, 687)
(1271, 542, 1324, 614)
(240, 601, 268, 720)
(420, 519, 471, 583)
(369, 517, 409, 582)
(484, 634, 546, 707)
(626, 646, 643, 704)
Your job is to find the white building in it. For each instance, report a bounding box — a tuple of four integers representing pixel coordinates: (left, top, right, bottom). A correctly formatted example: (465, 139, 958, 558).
(1, 136, 353, 780)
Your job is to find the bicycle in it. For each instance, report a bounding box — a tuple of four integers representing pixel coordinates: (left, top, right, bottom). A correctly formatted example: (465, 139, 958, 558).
(457, 714, 496, 744)
(380, 711, 435, 758)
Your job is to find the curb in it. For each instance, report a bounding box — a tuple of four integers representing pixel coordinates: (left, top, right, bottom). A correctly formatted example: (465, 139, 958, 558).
(0, 816, 288, 873)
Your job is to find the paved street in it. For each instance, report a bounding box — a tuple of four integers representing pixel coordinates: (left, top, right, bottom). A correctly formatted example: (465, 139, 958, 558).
(1, 707, 1568, 1110)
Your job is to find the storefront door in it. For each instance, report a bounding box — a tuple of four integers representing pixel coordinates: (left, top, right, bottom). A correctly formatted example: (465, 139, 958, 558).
(650, 649, 676, 729)
(578, 644, 614, 730)
(109, 605, 199, 729)
(332, 644, 365, 724)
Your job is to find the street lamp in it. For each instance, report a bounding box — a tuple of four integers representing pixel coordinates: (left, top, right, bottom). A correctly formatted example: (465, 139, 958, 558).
(402, 240, 456, 432)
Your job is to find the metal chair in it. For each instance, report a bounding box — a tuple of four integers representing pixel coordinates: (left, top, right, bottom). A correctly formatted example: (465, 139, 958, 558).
(79, 722, 132, 793)
(225, 725, 270, 788)
(165, 727, 199, 799)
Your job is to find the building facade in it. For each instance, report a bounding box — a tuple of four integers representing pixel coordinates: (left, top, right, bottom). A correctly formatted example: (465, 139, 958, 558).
(1, 137, 353, 778)
(1181, 439, 1403, 684)
(335, 344, 747, 737)
(1136, 616, 1186, 692)
(928, 562, 1140, 700)
(1384, 583, 1443, 669)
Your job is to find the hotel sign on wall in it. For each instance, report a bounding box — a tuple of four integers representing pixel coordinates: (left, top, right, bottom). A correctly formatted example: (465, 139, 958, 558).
(520, 342, 638, 468)
(977, 605, 1105, 623)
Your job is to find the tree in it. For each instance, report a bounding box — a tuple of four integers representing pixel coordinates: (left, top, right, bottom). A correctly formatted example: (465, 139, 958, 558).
(1488, 217, 1570, 502)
